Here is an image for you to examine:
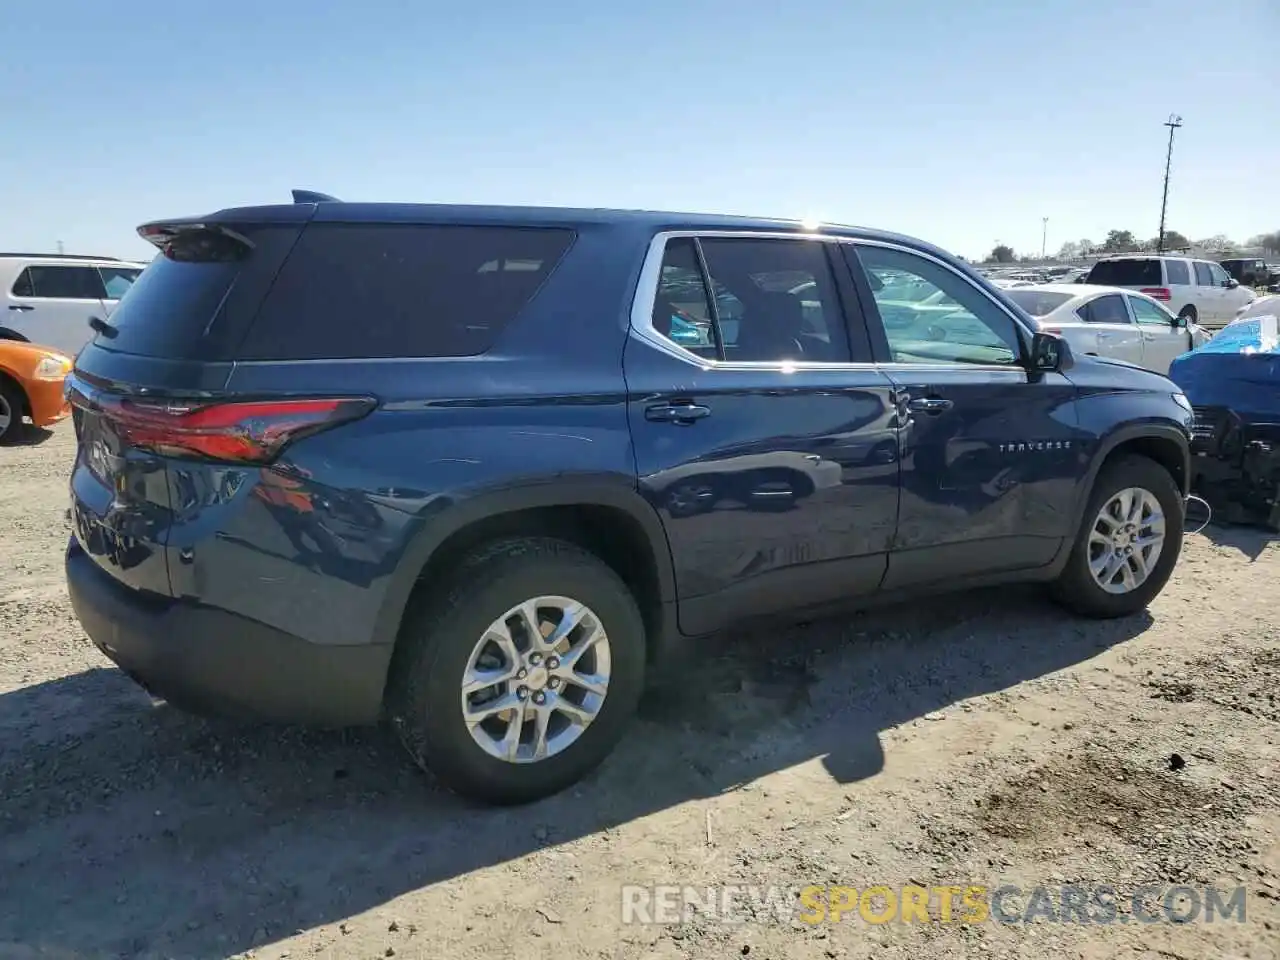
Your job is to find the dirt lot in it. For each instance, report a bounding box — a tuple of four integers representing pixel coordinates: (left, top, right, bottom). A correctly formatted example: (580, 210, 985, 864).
(1, 424, 1277, 960)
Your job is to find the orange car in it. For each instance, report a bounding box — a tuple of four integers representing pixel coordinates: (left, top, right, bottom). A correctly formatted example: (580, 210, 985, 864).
(0, 340, 73, 443)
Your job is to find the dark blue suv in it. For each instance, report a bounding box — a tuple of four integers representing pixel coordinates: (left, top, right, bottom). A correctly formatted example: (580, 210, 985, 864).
(65, 193, 1194, 804)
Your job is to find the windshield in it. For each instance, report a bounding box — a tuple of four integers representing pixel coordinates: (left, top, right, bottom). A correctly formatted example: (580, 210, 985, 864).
(1004, 289, 1073, 316)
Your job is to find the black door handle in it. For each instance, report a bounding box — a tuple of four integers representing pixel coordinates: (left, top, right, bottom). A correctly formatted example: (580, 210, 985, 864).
(8, 304, 33, 312)
(907, 397, 953, 415)
(646, 402, 711, 424)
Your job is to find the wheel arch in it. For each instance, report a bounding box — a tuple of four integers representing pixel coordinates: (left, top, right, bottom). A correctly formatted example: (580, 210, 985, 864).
(371, 481, 678, 657)
(0, 327, 30, 343)
(1071, 424, 1190, 534)
(0, 368, 30, 417)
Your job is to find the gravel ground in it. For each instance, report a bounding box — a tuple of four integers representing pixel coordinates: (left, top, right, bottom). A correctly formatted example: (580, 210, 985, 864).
(1, 423, 1277, 960)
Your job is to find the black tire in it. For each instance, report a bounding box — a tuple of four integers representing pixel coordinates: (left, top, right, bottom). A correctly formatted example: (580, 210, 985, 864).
(0, 377, 27, 444)
(386, 537, 646, 804)
(1050, 454, 1184, 619)
(1177, 305, 1197, 325)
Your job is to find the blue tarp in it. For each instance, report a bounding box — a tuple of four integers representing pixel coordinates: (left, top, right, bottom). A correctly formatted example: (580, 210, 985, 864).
(1169, 315, 1280, 419)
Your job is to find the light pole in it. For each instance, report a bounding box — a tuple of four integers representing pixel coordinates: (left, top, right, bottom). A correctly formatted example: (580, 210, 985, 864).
(1041, 217, 1048, 259)
(1157, 114, 1182, 254)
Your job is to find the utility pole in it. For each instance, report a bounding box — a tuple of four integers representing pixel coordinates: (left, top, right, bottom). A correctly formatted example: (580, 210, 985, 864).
(1157, 114, 1182, 254)
(1041, 217, 1048, 259)
(56, 240, 64, 255)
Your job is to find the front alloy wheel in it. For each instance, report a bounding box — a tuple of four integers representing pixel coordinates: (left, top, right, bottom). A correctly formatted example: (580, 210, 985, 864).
(1087, 487, 1166, 594)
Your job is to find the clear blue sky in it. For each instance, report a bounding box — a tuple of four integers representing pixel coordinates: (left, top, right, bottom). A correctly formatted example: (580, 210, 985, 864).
(1, 0, 1275, 262)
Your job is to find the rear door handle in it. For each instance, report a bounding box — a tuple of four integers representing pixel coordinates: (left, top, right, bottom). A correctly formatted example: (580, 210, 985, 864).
(907, 397, 953, 415)
(8, 304, 33, 312)
(645, 401, 711, 424)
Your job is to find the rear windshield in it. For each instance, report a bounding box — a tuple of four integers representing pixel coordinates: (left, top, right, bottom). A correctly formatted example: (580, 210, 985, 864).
(238, 223, 575, 360)
(1004, 289, 1073, 316)
(92, 225, 300, 360)
(1086, 259, 1162, 286)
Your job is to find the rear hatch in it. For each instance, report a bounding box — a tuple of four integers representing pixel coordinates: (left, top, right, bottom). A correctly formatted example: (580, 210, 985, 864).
(68, 209, 309, 596)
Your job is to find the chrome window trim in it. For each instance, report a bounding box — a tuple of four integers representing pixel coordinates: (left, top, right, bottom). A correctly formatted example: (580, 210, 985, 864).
(628, 229, 1034, 375)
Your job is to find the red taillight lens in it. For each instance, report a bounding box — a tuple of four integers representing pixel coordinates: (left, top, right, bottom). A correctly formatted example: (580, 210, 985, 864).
(1140, 287, 1171, 301)
(86, 397, 375, 464)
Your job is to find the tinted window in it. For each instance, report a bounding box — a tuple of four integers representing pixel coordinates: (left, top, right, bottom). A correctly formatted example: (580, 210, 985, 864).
(241, 224, 574, 360)
(1004, 289, 1073, 316)
(1193, 262, 1214, 286)
(853, 245, 1021, 365)
(1086, 259, 1161, 286)
(16, 265, 105, 299)
(1077, 294, 1130, 324)
(99, 266, 143, 299)
(1128, 296, 1174, 326)
(93, 225, 300, 360)
(10, 268, 33, 297)
(1165, 259, 1190, 285)
(698, 238, 851, 363)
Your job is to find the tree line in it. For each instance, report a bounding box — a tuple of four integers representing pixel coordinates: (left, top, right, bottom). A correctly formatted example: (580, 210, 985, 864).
(985, 229, 1280, 264)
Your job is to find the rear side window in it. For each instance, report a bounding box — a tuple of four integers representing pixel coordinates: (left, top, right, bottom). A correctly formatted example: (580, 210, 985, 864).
(1077, 294, 1130, 324)
(1165, 260, 1190, 285)
(11, 265, 106, 299)
(1193, 262, 1214, 286)
(239, 224, 574, 360)
(1086, 259, 1161, 286)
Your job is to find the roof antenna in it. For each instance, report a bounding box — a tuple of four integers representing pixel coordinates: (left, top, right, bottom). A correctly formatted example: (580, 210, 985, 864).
(291, 189, 340, 204)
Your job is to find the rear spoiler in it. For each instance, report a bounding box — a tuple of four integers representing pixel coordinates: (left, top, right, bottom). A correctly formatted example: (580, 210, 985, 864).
(291, 189, 341, 204)
(136, 191, 340, 248)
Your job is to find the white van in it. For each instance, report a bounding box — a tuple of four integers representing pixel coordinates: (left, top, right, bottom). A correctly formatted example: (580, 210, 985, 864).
(1085, 255, 1256, 331)
(1, 253, 149, 356)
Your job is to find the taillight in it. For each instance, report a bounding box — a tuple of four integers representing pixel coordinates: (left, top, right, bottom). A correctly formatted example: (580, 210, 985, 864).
(1141, 287, 1171, 301)
(76, 395, 375, 464)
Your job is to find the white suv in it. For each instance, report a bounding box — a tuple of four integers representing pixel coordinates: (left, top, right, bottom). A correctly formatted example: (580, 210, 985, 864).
(1, 253, 149, 356)
(1085, 255, 1256, 331)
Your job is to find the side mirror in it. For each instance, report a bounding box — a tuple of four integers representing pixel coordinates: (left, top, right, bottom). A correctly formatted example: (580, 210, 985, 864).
(1029, 331, 1073, 373)
(1226, 278, 1240, 289)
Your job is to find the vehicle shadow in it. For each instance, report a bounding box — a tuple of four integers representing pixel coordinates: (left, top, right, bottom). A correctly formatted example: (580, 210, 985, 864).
(3, 425, 55, 447)
(1198, 522, 1278, 562)
(0, 586, 1150, 959)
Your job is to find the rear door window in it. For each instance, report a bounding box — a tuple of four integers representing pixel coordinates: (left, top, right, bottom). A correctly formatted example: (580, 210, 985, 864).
(239, 224, 575, 360)
(697, 238, 852, 363)
(1085, 259, 1161, 286)
(1077, 294, 1131, 324)
(1165, 260, 1190, 285)
(13, 265, 106, 300)
(1193, 262, 1215, 286)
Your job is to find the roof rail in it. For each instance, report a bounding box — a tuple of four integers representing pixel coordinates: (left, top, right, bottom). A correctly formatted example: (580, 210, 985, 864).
(291, 189, 341, 204)
(0, 252, 124, 261)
